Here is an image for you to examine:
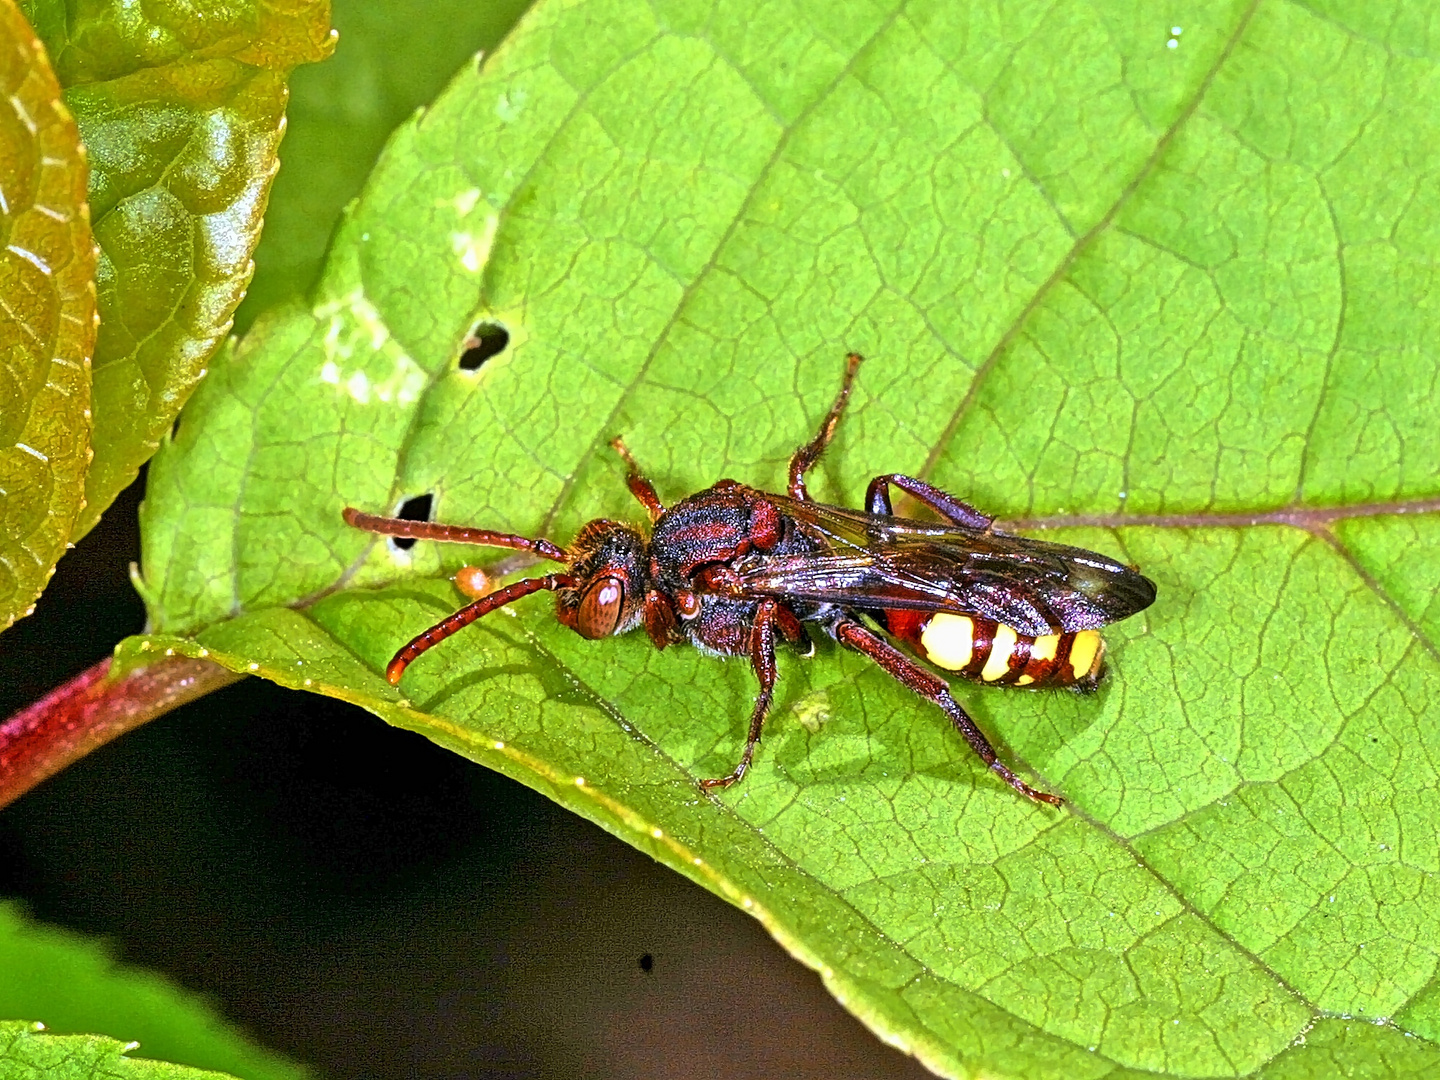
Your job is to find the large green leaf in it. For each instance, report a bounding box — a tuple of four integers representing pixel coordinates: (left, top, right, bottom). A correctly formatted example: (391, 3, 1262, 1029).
(20, 0, 334, 538)
(0, 0, 96, 629)
(135, 0, 1440, 1075)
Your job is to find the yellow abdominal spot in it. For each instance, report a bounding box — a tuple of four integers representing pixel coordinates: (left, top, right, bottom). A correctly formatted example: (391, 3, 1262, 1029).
(981, 624, 1018, 682)
(920, 613, 974, 670)
(1030, 633, 1060, 662)
(1069, 630, 1105, 679)
(1016, 674, 1035, 686)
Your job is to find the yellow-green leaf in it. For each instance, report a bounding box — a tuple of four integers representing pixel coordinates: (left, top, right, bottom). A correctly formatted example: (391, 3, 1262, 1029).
(0, 0, 96, 629)
(21, 0, 334, 538)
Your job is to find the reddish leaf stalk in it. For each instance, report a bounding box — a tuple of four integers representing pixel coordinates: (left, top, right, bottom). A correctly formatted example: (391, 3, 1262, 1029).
(0, 655, 243, 809)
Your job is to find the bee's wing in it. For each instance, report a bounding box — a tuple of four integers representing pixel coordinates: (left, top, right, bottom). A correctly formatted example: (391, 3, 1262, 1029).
(738, 493, 1157, 637)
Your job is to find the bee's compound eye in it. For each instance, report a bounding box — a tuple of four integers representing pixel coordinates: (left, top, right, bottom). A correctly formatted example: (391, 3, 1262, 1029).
(577, 576, 625, 638)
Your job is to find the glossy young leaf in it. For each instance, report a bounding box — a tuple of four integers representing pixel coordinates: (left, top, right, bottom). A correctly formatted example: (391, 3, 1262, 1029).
(0, 0, 96, 629)
(136, 0, 1440, 1075)
(20, 0, 334, 538)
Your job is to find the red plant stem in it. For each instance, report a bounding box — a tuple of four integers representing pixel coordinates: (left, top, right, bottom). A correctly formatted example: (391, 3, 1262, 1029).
(0, 655, 244, 809)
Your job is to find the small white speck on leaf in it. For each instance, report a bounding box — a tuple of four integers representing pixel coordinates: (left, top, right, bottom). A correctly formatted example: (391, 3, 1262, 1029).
(494, 741, 505, 750)
(451, 188, 482, 216)
(345, 370, 371, 403)
(495, 88, 528, 122)
(1167, 38, 1178, 48)
(452, 213, 499, 274)
(1172, 25, 1183, 34)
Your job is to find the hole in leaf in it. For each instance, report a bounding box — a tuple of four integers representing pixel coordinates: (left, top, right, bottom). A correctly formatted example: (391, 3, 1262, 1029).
(638, 953, 653, 972)
(390, 494, 434, 551)
(458, 322, 510, 370)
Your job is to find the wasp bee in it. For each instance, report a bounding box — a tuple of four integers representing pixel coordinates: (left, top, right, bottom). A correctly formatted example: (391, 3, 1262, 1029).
(346, 355, 1156, 805)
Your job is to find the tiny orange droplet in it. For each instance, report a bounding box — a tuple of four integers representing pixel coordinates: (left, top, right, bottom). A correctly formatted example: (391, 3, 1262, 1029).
(454, 565, 491, 599)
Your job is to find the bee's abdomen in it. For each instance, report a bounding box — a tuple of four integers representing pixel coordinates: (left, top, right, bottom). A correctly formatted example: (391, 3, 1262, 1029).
(881, 610, 1105, 689)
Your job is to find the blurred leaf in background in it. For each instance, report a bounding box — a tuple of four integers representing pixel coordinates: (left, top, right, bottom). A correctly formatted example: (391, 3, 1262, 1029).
(1, 1018, 245, 1079)
(0, 903, 307, 1080)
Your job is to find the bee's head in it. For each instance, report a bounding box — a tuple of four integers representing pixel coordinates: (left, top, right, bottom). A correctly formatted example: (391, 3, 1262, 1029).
(555, 520, 650, 639)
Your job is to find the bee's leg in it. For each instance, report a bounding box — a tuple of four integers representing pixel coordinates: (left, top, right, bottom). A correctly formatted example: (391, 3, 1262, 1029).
(788, 352, 863, 501)
(775, 604, 814, 657)
(832, 618, 1063, 807)
(701, 600, 780, 791)
(610, 437, 665, 523)
(642, 589, 682, 650)
(863, 474, 992, 529)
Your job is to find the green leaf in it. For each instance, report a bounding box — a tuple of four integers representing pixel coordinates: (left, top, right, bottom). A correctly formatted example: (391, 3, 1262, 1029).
(21, 0, 334, 538)
(0, 1021, 243, 1080)
(234, 0, 536, 331)
(0, 0, 96, 629)
(0, 904, 307, 1080)
(136, 0, 1440, 1075)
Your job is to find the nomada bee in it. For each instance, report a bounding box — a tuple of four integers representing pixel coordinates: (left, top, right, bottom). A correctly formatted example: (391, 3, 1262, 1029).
(345, 354, 1156, 805)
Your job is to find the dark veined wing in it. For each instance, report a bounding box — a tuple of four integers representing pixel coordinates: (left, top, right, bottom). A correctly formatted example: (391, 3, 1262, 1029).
(734, 490, 1157, 637)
